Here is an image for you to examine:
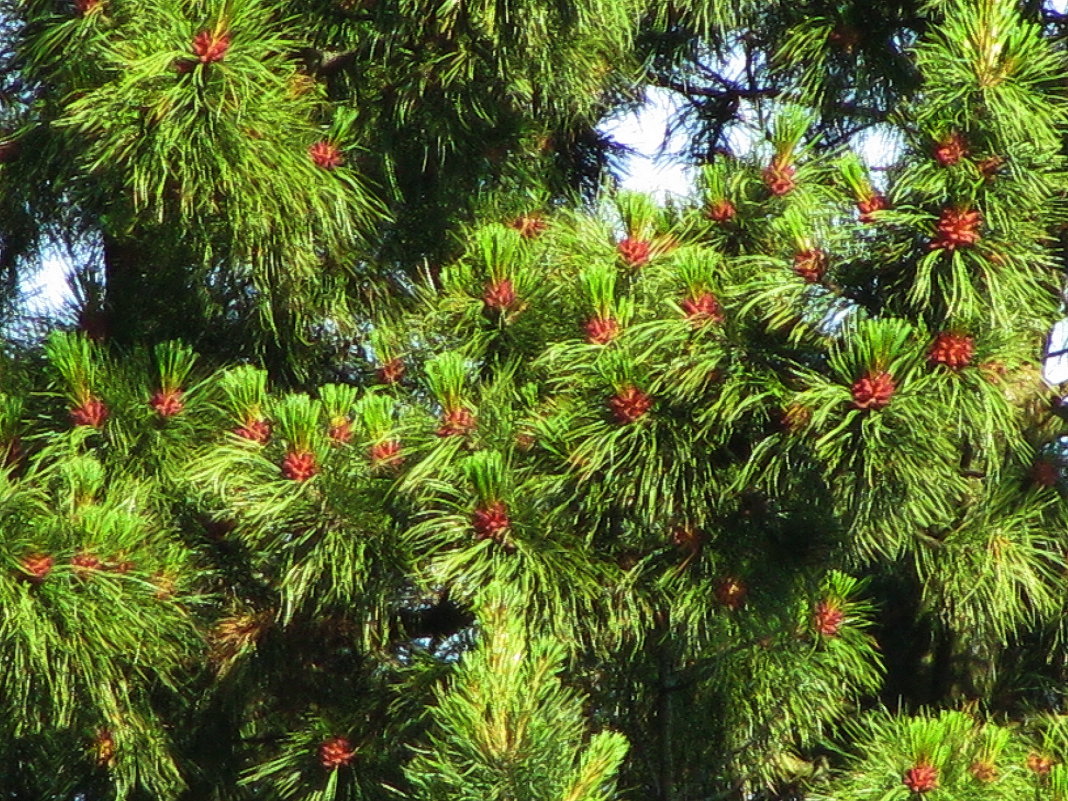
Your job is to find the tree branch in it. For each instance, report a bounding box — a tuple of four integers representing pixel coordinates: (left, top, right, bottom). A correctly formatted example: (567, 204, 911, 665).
(645, 72, 780, 102)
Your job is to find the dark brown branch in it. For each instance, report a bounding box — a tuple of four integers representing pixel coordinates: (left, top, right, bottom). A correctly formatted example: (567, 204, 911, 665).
(645, 71, 781, 102)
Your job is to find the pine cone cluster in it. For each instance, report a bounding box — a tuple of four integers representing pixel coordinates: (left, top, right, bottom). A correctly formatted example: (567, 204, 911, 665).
(71, 551, 102, 574)
(319, 736, 355, 769)
(680, 292, 724, 326)
(706, 199, 736, 223)
(370, 439, 403, 470)
(212, 612, 270, 663)
(437, 407, 476, 438)
(763, 158, 796, 196)
(828, 24, 860, 52)
(978, 155, 1004, 180)
(851, 371, 895, 411)
(472, 501, 511, 544)
(234, 417, 271, 444)
(792, 249, 827, 283)
(903, 762, 939, 793)
(1027, 752, 1055, 775)
(281, 450, 318, 482)
(585, 316, 620, 345)
(969, 760, 998, 783)
(670, 524, 705, 554)
(714, 576, 747, 609)
(609, 386, 652, 424)
(930, 207, 982, 251)
(328, 418, 352, 444)
(20, 553, 54, 583)
(376, 358, 405, 385)
(309, 141, 343, 170)
(192, 30, 231, 64)
(150, 388, 184, 418)
(509, 214, 547, 238)
(934, 132, 968, 166)
(928, 332, 974, 370)
(857, 194, 888, 223)
(70, 397, 108, 429)
(813, 600, 845, 636)
(483, 278, 517, 313)
(108, 557, 135, 574)
(94, 728, 116, 767)
(617, 237, 652, 268)
(515, 428, 536, 451)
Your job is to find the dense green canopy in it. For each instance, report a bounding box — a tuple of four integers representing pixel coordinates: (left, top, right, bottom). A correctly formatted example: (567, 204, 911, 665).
(2, 1, 1068, 800)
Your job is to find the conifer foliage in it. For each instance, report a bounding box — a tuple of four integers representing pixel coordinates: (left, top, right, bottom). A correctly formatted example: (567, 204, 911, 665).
(3, 1, 1068, 800)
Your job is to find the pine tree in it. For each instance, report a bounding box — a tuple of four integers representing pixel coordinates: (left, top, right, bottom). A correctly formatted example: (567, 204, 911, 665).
(3, 1, 1068, 800)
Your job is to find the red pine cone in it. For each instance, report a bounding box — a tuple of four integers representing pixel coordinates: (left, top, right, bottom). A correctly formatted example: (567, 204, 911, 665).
(851, 371, 895, 411)
(234, 417, 271, 444)
(437, 406, 476, 438)
(813, 600, 845, 636)
(192, 29, 230, 63)
(515, 432, 536, 452)
(1027, 753, 1055, 775)
(71, 552, 102, 574)
(763, 158, 796, 196)
(903, 762, 939, 793)
(792, 249, 827, 283)
(94, 728, 116, 767)
(970, 761, 998, 783)
(930, 207, 982, 251)
(377, 358, 405, 385)
(706, 199, 736, 223)
(510, 214, 547, 238)
(370, 438, 404, 469)
(319, 736, 355, 770)
(934, 132, 968, 166)
(977, 155, 1004, 180)
(1030, 459, 1058, 488)
(106, 557, 135, 574)
(70, 397, 108, 429)
(609, 385, 653, 424)
(483, 278, 517, 312)
(680, 292, 725, 326)
(472, 500, 511, 543)
(828, 24, 860, 52)
(928, 332, 974, 370)
(671, 524, 705, 553)
(857, 194, 888, 223)
(585, 316, 620, 345)
(328, 418, 352, 444)
(281, 450, 318, 482)
(75, 0, 102, 14)
(150, 388, 185, 417)
(714, 576, 747, 610)
(617, 237, 652, 268)
(20, 553, 54, 583)
(309, 141, 343, 170)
